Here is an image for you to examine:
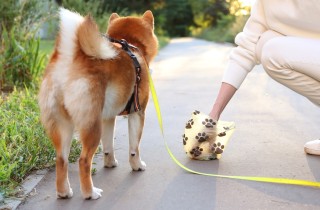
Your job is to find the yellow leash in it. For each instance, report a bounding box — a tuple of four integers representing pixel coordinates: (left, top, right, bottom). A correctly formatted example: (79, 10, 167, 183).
(148, 72, 320, 188)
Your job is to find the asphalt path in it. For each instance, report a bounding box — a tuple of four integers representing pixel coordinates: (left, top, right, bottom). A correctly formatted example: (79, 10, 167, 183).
(18, 38, 320, 210)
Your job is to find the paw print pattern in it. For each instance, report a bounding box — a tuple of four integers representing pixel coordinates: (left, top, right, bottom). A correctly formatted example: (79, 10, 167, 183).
(190, 147, 203, 157)
(218, 131, 226, 137)
(202, 118, 216, 128)
(182, 134, 188, 145)
(193, 110, 200, 115)
(195, 132, 209, 143)
(185, 119, 194, 129)
(212, 142, 225, 154)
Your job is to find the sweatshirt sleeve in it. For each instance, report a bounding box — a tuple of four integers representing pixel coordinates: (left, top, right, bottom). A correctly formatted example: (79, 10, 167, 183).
(222, 0, 268, 89)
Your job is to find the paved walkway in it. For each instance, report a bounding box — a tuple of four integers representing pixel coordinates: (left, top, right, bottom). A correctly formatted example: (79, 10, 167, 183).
(18, 38, 320, 210)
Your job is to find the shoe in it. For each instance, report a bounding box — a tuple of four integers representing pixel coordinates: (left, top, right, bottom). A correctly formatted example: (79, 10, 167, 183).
(304, 139, 320, 155)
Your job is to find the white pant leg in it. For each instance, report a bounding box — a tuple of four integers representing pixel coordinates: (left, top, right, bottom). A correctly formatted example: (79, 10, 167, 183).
(256, 30, 320, 106)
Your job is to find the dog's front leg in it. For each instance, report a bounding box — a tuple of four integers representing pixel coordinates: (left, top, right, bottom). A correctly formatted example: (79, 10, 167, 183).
(101, 117, 118, 168)
(128, 111, 146, 171)
(79, 119, 103, 200)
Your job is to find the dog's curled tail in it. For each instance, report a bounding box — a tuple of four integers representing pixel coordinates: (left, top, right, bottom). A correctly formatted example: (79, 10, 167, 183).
(77, 15, 118, 59)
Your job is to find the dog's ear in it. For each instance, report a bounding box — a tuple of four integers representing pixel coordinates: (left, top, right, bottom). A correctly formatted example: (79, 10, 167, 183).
(142, 10, 154, 29)
(109, 13, 120, 24)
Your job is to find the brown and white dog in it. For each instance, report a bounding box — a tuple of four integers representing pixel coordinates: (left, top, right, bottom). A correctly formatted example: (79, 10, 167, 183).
(38, 8, 158, 200)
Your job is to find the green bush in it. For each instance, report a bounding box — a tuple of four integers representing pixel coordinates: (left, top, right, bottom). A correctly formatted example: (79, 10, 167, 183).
(0, 0, 55, 91)
(58, 0, 117, 30)
(0, 89, 81, 197)
(0, 27, 47, 90)
(195, 14, 249, 43)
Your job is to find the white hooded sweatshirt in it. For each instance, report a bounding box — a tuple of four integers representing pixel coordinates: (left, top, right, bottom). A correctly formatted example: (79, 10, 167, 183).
(222, 0, 320, 89)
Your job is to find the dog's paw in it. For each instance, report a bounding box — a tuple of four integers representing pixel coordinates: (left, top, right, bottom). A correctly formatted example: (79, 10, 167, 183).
(57, 187, 73, 199)
(104, 159, 118, 168)
(104, 153, 118, 168)
(131, 159, 146, 171)
(83, 187, 103, 200)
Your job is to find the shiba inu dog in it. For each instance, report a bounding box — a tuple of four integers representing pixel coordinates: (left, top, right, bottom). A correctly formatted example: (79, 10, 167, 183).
(38, 8, 158, 199)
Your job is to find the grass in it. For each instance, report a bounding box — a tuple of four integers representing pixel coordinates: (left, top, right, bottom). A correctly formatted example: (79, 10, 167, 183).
(39, 39, 55, 55)
(0, 88, 54, 196)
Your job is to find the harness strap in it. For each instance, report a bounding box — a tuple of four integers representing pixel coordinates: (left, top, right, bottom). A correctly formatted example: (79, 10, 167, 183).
(101, 34, 142, 115)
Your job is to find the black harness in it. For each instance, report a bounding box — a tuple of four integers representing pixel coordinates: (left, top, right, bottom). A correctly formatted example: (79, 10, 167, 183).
(102, 34, 142, 115)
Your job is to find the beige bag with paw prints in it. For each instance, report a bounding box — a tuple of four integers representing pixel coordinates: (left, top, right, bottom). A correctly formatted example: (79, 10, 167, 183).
(183, 110, 235, 160)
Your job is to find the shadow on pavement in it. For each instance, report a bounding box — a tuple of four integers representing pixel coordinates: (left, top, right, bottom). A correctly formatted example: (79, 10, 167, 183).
(307, 155, 320, 181)
(156, 159, 220, 210)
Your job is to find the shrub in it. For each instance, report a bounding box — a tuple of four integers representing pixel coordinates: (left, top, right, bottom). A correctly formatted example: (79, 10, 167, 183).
(58, 0, 114, 30)
(0, 27, 47, 90)
(0, 0, 54, 91)
(195, 14, 249, 43)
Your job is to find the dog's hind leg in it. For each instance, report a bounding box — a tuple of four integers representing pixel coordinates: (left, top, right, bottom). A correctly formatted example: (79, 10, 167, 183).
(101, 117, 118, 168)
(78, 119, 103, 200)
(49, 117, 74, 199)
(128, 111, 146, 171)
